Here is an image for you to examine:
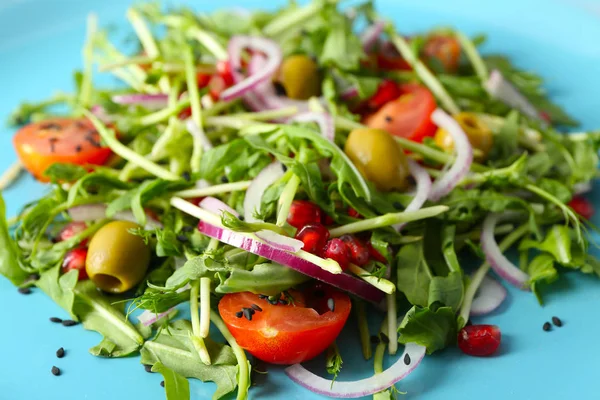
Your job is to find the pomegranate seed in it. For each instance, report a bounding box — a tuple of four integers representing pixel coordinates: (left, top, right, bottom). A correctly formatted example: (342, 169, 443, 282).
(57, 222, 88, 245)
(62, 248, 89, 281)
(322, 214, 335, 226)
(367, 241, 388, 263)
(568, 196, 594, 220)
(178, 107, 192, 120)
(340, 235, 370, 266)
(216, 60, 235, 86)
(457, 324, 501, 357)
(287, 200, 323, 229)
(347, 207, 362, 219)
(323, 238, 351, 271)
(295, 224, 330, 255)
(196, 72, 211, 88)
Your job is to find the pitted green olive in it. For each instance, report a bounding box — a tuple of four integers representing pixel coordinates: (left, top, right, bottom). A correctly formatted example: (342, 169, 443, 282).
(86, 221, 150, 294)
(278, 55, 321, 100)
(434, 112, 494, 161)
(344, 128, 410, 192)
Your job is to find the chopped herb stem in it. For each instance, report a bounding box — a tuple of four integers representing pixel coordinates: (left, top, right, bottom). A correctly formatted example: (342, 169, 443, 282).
(189, 27, 228, 61)
(138, 98, 192, 126)
(263, 0, 325, 37)
(455, 31, 488, 82)
(386, 291, 398, 355)
(184, 46, 205, 173)
(190, 280, 211, 365)
(347, 263, 395, 294)
(353, 299, 372, 360)
(276, 175, 300, 227)
(174, 181, 252, 198)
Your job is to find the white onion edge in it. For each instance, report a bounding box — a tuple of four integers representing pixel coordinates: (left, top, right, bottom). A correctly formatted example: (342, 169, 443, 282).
(199, 196, 239, 218)
(470, 275, 508, 316)
(484, 70, 540, 120)
(254, 229, 304, 253)
(67, 204, 163, 230)
(243, 161, 285, 222)
(394, 160, 432, 231)
(137, 307, 176, 327)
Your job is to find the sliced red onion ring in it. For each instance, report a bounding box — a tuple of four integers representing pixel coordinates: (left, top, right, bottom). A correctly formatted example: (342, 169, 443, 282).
(285, 342, 426, 398)
(394, 160, 432, 231)
(361, 20, 386, 53)
(198, 221, 384, 303)
(220, 36, 283, 102)
(470, 276, 507, 316)
(254, 229, 304, 253)
(112, 93, 169, 109)
(244, 161, 285, 222)
(137, 307, 175, 327)
(429, 109, 473, 201)
(481, 213, 530, 290)
(68, 204, 163, 230)
(290, 112, 335, 142)
(484, 70, 540, 120)
(199, 197, 238, 218)
(186, 119, 213, 151)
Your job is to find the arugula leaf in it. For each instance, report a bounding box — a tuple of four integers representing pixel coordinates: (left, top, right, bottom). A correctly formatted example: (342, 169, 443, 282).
(396, 242, 431, 307)
(36, 264, 79, 314)
(489, 110, 519, 162)
(141, 320, 238, 400)
(428, 271, 464, 313)
(67, 172, 132, 206)
(216, 262, 310, 295)
(319, 10, 365, 70)
(526, 254, 558, 303)
(152, 361, 191, 400)
(43, 163, 88, 182)
(0, 195, 28, 285)
(73, 281, 145, 357)
(398, 304, 458, 354)
(520, 225, 572, 265)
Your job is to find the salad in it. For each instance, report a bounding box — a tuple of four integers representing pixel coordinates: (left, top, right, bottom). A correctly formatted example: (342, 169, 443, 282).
(2, 0, 600, 399)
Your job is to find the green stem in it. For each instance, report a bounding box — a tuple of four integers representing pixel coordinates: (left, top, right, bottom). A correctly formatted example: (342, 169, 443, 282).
(455, 31, 488, 82)
(98, 55, 156, 72)
(373, 318, 388, 374)
(184, 46, 205, 173)
(263, 0, 326, 37)
(276, 175, 300, 226)
(190, 280, 211, 365)
(85, 110, 180, 181)
(210, 310, 250, 400)
(175, 181, 252, 198)
(138, 98, 192, 126)
(199, 277, 211, 338)
(386, 291, 398, 355)
(458, 223, 530, 324)
(524, 183, 581, 240)
(189, 27, 228, 61)
(78, 14, 97, 108)
(354, 299, 372, 360)
(347, 263, 395, 294)
(329, 206, 449, 237)
(387, 30, 460, 114)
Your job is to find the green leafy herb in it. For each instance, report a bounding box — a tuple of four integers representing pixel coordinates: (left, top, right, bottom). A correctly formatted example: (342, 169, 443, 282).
(152, 361, 191, 400)
(398, 304, 458, 354)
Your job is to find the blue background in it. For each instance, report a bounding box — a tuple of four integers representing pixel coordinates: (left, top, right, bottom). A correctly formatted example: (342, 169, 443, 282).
(1, 0, 600, 399)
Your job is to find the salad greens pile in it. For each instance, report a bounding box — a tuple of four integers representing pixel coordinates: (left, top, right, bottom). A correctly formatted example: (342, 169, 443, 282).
(2, 1, 600, 399)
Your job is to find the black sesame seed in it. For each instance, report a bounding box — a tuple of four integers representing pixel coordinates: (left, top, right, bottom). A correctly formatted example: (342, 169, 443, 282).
(393, 202, 402, 210)
(278, 299, 288, 305)
(251, 304, 262, 312)
(51, 366, 61, 376)
(543, 322, 552, 332)
(243, 308, 253, 321)
(258, 294, 268, 300)
(220, 176, 229, 183)
(61, 320, 78, 327)
(56, 347, 65, 358)
(176, 235, 189, 243)
(327, 298, 335, 312)
(160, 381, 165, 387)
(75, 145, 82, 153)
(235, 311, 244, 318)
(274, 82, 287, 97)
(370, 335, 380, 344)
(239, 215, 245, 221)
(385, 116, 393, 123)
(25, 273, 40, 283)
(380, 333, 390, 344)
(50, 317, 63, 324)
(268, 299, 278, 305)
(282, 164, 288, 172)
(18, 287, 32, 295)
(181, 172, 191, 182)
(552, 316, 563, 327)
(144, 364, 153, 373)
(404, 353, 411, 365)
(181, 226, 194, 233)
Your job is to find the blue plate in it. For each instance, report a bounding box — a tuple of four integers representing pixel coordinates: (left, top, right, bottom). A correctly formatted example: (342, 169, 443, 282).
(2, 0, 600, 399)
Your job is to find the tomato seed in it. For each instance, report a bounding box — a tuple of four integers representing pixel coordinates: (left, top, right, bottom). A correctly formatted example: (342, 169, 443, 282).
(543, 322, 552, 331)
(56, 347, 65, 358)
(552, 316, 563, 327)
(404, 353, 411, 365)
(51, 366, 61, 376)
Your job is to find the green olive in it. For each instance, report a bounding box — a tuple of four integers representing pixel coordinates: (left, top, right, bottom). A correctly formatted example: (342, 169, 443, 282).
(344, 128, 410, 192)
(434, 112, 494, 161)
(86, 221, 150, 294)
(278, 55, 321, 100)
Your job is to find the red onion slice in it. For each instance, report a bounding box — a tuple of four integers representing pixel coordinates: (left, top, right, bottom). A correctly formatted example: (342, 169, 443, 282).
(254, 229, 304, 253)
(68, 204, 163, 230)
(112, 93, 169, 109)
(285, 342, 426, 398)
(340, 87, 359, 101)
(290, 112, 335, 142)
(470, 275, 507, 316)
(484, 70, 540, 120)
(186, 119, 213, 151)
(394, 160, 432, 231)
(137, 307, 175, 327)
(220, 36, 283, 102)
(244, 161, 285, 222)
(428, 109, 473, 201)
(361, 20, 386, 53)
(481, 213, 530, 290)
(199, 197, 238, 218)
(198, 221, 384, 303)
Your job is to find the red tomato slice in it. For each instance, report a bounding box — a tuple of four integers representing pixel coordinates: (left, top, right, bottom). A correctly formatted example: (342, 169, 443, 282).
(363, 84, 438, 142)
(219, 285, 351, 365)
(13, 118, 112, 182)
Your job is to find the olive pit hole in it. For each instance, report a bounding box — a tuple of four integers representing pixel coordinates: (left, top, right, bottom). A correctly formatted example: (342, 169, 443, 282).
(92, 274, 123, 293)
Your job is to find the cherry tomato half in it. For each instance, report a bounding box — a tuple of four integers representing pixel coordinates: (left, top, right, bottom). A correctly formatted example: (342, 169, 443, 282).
(219, 285, 351, 364)
(363, 84, 437, 142)
(422, 35, 461, 73)
(13, 118, 112, 182)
